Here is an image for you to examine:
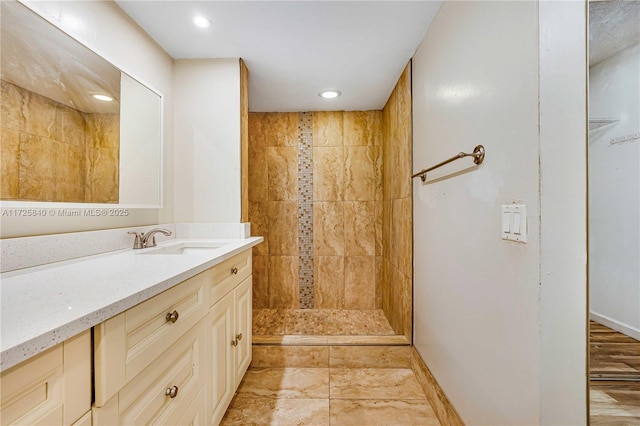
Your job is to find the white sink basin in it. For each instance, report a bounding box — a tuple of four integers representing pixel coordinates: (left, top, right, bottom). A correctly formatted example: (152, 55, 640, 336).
(141, 241, 226, 255)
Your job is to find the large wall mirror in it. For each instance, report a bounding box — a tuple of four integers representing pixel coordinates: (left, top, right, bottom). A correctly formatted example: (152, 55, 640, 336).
(0, 0, 162, 208)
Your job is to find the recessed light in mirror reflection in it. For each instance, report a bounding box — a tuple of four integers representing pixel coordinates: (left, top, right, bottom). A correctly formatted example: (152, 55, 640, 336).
(92, 94, 113, 102)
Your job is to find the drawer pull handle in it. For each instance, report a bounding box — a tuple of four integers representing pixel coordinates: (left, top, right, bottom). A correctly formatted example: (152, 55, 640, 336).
(236, 333, 243, 341)
(231, 339, 238, 347)
(231, 267, 238, 275)
(165, 310, 179, 323)
(165, 385, 179, 398)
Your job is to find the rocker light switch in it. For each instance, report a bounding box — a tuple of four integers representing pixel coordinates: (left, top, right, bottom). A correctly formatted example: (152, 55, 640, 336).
(501, 204, 527, 243)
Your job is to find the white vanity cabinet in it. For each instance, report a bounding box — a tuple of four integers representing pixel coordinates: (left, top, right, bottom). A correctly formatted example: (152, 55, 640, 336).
(0, 331, 92, 426)
(92, 249, 253, 426)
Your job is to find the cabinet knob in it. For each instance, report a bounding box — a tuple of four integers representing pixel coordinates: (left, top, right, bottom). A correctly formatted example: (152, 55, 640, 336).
(165, 385, 179, 398)
(231, 267, 238, 275)
(231, 339, 238, 347)
(165, 310, 179, 323)
(236, 333, 243, 341)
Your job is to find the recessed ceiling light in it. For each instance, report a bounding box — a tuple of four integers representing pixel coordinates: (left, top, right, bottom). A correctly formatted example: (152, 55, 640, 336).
(193, 15, 211, 28)
(319, 90, 341, 99)
(92, 94, 113, 102)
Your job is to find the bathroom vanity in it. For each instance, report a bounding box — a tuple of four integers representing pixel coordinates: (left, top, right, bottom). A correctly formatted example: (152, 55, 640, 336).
(0, 231, 262, 425)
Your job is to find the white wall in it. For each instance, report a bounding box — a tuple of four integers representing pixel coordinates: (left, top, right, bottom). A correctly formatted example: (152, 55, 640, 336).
(412, 1, 587, 424)
(589, 43, 640, 339)
(2, 0, 174, 238)
(173, 59, 242, 223)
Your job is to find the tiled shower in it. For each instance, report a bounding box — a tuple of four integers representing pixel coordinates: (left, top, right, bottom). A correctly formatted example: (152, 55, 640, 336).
(249, 64, 413, 341)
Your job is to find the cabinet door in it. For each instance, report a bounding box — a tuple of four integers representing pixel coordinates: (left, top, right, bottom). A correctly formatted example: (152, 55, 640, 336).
(234, 276, 252, 385)
(206, 292, 234, 426)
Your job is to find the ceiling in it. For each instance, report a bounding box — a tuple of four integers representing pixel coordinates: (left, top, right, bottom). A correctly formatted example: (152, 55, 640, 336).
(114, 1, 443, 112)
(589, 0, 640, 67)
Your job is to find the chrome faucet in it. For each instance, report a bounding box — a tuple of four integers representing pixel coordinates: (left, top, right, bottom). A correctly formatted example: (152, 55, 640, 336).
(128, 228, 172, 249)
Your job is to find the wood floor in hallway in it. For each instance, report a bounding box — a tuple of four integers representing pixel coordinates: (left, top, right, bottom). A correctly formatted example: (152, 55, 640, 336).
(590, 321, 640, 425)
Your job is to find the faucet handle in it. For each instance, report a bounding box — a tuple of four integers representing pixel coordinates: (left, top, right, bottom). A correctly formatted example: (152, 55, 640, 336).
(127, 231, 143, 249)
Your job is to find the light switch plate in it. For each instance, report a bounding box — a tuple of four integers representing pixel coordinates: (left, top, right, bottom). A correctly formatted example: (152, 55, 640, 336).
(501, 204, 527, 243)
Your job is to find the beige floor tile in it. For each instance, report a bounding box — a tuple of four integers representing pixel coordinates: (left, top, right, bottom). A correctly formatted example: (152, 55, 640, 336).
(330, 399, 440, 425)
(330, 368, 426, 400)
(252, 345, 329, 368)
(237, 368, 329, 399)
(330, 346, 410, 368)
(221, 397, 330, 425)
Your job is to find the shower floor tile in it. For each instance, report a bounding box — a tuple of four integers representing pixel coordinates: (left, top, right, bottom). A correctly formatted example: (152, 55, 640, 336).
(253, 309, 396, 336)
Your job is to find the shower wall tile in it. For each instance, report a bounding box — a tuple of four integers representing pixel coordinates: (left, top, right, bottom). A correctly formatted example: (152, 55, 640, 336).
(268, 201, 298, 256)
(267, 146, 298, 201)
(85, 146, 119, 203)
(314, 256, 344, 309)
(375, 145, 383, 201)
(253, 255, 270, 309)
(313, 111, 343, 147)
(249, 201, 269, 256)
(54, 107, 85, 146)
(313, 202, 344, 256)
(400, 197, 413, 277)
(85, 113, 120, 148)
(313, 147, 344, 201)
(344, 201, 376, 256)
(269, 256, 299, 308)
(1, 128, 20, 199)
(55, 142, 86, 203)
(23, 93, 56, 139)
(266, 112, 298, 147)
(19, 134, 56, 201)
(344, 146, 376, 201)
(344, 256, 375, 309)
(375, 200, 383, 256)
(1, 81, 24, 131)
(343, 111, 382, 146)
(248, 146, 268, 202)
(375, 256, 383, 309)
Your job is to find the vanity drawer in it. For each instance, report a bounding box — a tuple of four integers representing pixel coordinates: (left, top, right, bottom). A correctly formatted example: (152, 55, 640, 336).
(209, 249, 251, 307)
(95, 271, 208, 405)
(94, 322, 206, 426)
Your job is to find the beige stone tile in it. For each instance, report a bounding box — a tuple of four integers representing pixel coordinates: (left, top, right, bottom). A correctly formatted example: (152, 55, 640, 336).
(248, 145, 268, 202)
(85, 146, 119, 203)
(19, 134, 56, 201)
(253, 335, 329, 345)
(344, 201, 376, 256)
(344, 256, 375, 310)
(267, 146, 297, 201)
(313, 146, 344, 201)
(266, 113, 298, 147)
(249, 201, 269, 255)
(54, 142, 85, 203)
(343, 111, 382, 146)
(327, 335, 409, 345)
(399, 197, 413, 277)
(253, 309, 285, 335)
(84, 113, 119, 148)
(375, 256, 383, 310)
(313, 111, 343, 147)
(22, 90, 56, 139)
(53, 104, 85, 147)
(375, 145, 383, 201)
(375, 200, 384, 256)
(313, 202, 344, 256)
(315, 256, 344, 309)
(252, 346, 329, 368)
(221, 397, 330, 425)
(1, 81, 25, 131)
(268, 256, 299, 308)
(248, 112, 267, 148)
(237, 368, 329, 399)
(252, 255, 269, 309)
(391, 198, 403, 268)
(400, 270, 412, 340)
(344, 146, 376, 201)
(411, 347, 464, 426)
(330, 368, 425, 400)
(382, 200, 392, 260)
(268, 201, 298, 256)
(1, 128, 20, 199)
(285, 309, 331, 335)
(330, 399, 440, 425)
(330, 346, 410, 369)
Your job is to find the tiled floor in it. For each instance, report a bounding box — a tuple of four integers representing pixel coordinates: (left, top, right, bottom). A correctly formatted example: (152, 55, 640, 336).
(590, 321, 640, 424)
(253, 309, 396, 336)
(220, 367, 441, 425)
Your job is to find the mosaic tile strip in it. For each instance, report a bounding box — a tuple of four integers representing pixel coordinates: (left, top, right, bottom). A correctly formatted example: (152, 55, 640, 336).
(298, 112, 314, 309)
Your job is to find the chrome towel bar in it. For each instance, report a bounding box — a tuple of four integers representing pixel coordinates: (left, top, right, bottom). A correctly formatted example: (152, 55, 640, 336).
(412, 145, 485, 182)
